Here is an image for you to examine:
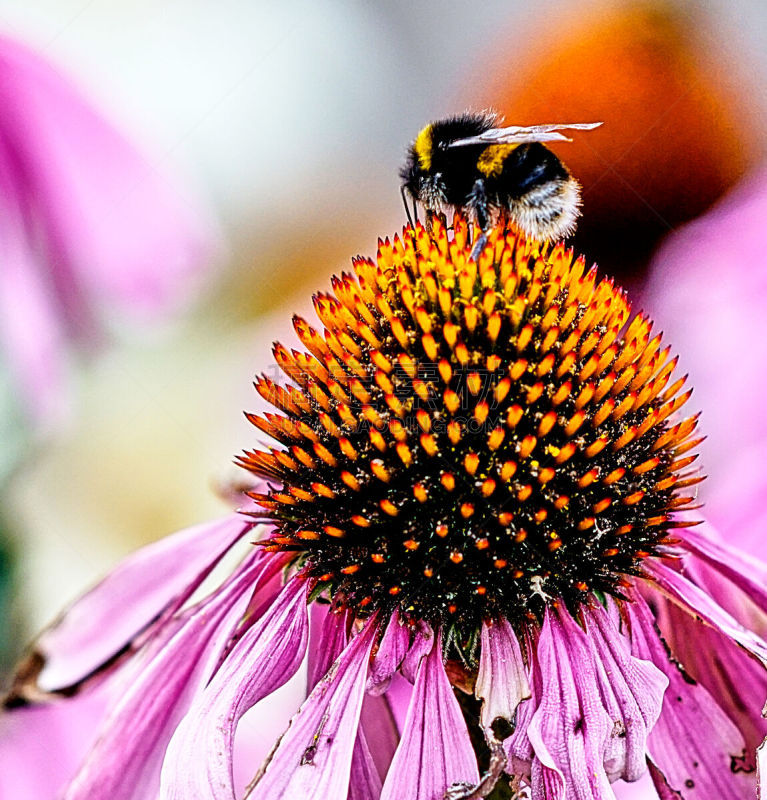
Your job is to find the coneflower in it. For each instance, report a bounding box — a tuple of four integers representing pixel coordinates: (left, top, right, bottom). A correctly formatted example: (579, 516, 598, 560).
(244, 215, 697, 636)
(2, 216, 766, 800)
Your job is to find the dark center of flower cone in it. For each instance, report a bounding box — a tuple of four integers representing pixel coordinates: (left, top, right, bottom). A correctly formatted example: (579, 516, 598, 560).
(240, 215, 701, 639)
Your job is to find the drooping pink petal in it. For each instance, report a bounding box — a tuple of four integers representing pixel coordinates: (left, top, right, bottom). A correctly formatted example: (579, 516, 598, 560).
(651, 587, 767, 770)
(581, 601, 668, 783)
(9, 515, 251, 699)
(248, 617, 378, 799)
(380, 630, 479, 800)
(526, 606, 614, 800)
(382, 671, 413, 733)
(359, 692, 400, 784)
(507, 693, 536, 781)
(646, 761, 685, 799)
(367, 610, 409, 695)
(305, 603, 394, 795)
(400, 621, 435, 683)
(678, 524, 767, 620)
(646, 559, 767, 669)
(0, 682, 110, 800)
(159, 577, 309, 800)
(476, 617, 530, 736)
(506, 628, 537, 778)
(349, 728, 383, 800)
(239, 550, 290, 626)
(626, 591, 754, 798)
(676, 550, 767, 638)
(308, 603, 351, 691)
(611, 770, 659, 799)
(530, 753, 567, 800)
(61, 551, 281, 800)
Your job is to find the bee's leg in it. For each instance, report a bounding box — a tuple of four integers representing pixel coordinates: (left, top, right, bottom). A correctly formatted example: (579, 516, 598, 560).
(470, 232, 488, 261)
(469, 178, 490, 260)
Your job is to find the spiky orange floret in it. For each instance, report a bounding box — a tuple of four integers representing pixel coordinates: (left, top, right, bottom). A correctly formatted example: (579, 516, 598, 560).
(240, 216, 700, 630)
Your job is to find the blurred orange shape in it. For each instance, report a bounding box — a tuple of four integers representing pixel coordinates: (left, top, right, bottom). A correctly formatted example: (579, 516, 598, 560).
(472, 2, 762, 275)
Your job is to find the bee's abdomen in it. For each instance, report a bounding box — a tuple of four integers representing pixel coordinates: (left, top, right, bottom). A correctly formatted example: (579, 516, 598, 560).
(495, 143, 570, 197)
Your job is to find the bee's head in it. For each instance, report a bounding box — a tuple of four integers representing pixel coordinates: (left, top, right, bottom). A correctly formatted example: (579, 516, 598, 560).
(400, 112, 499, 186)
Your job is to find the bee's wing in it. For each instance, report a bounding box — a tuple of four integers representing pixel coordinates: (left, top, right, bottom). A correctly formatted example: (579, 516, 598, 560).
(449, 122, 603, 148)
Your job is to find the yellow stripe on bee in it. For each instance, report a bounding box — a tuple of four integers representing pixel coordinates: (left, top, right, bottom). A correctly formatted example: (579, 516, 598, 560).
(414, 124, 434, 171)
(476, 143, 518, 178)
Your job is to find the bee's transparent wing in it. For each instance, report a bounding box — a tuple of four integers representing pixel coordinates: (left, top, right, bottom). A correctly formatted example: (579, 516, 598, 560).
(449, 122, 603, 148)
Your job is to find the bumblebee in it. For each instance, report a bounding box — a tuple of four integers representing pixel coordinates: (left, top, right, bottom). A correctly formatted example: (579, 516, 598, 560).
(400, 111, 602, 246)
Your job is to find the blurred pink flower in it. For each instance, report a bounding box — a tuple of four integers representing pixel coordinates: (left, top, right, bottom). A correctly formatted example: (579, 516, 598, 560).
(642, 168, 767, 556)
(0, 34, 215, 425)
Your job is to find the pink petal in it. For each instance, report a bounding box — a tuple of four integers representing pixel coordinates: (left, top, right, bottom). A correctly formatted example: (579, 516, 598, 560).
(382, 671, 413, 733)
(626, 592, 754, 798)
(239, 550, 290, 626)
(400, 621, 435, 683)
(367, 610, 409, 695)
(651, 588, 767, 769)
(507, 694, 536, 779)
(62, 551, 281, 800)
(676, 551, 767, 637)
(506, 629, 537, 775)
(159, 577, 309, 800)
(349, 727, 383, 800)
(476, 617, 530, 735)
(10, 515, 250, 699)
(249, 617, 378, 799)
(530, 754, 567, 800)
(581, 601, 668, 783)
(612, 770, 659, 800)
(308, 603, 351, 691)
(678, 524, 767, 619)
(646, 761, 685, 799)
(306, 604, 396, 793)
(359, 693, 400, 784)
(526, 606, 614, 800)
(0, 683, 110, 800)
(380, 630, 479, 800)
(646, 559, 767, 669)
